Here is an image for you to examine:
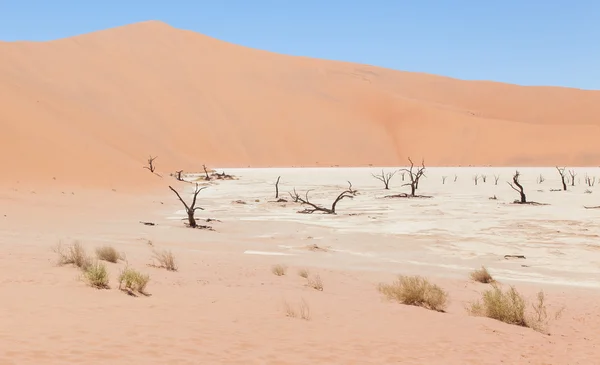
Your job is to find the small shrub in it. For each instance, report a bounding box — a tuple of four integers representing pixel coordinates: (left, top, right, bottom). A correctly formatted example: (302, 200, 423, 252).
(470, 266, 494, 284)
(151, 249, 177, 271)
(54, 241, 91, 269)
(378, 275, 448, 312)
(307, 274, 323, 291)
(298, 268, 310, 278)
(83, 261, 110, 289)
(272, 264, 287, 276)
(95, 246, 120, 263)
(283, 298, 311, 320)
(468, 284, 557, 333)
(118, 267, 150, 295)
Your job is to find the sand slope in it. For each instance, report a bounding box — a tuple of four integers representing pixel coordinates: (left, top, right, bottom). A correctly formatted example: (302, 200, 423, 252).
(1, 20, 600, 189)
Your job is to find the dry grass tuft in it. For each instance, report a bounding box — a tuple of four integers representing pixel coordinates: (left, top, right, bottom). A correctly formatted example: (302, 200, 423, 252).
(468, 284, 560, 333)
(284, 298, 311, 320)
(54, 241, 91, 269)
(83, 261, 110, 289)
(272, 264, 287, 276)
(307, 274, 324, 291)
(378, 275, 448, 312)
(151, 249, 178, 271)
(298, 268, 310, 278)
(118, 267, 150, 296)
(95, 245, 121, 263)
(470, 266, 495, 284)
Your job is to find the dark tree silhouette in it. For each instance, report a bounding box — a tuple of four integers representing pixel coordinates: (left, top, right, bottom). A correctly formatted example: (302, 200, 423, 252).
(494, 174, 500, 185)
(297, 182, 357, 214)
(569, 169, 577, 187)
(372, 169, 397, 190)
(507, 170, 527, 204)
(556, 167, 567, 191)
(274, 176, 281, 199)
(169, 183, 207, 228)
(174, 170, 184, 181)
(144, 156, 158, 173)
(399, 158, 426, 197)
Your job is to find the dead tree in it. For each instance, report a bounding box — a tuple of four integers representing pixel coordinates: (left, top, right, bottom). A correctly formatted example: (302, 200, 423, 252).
(454, 174, 458, 182)
(568, 169, 577, 187)
(144, 156, 158, 173)
(401, 172, 406, 181)
(168, 183, 207, 228)
(473, 174, 480, 186)
(202, 164, 211, 181)
(274, 176, 281, 199)
(372, 169, 397, 190)
(556, 167, 567, 191)
(507, 170, 527, 204)
(399, 158, 426, 197)
(585, 174, 596, 187)
(482, 175, 487, 183)
(297, 182, 357, 214)
(289, 188, 300, 203)
(537, 174, 545, 184)
(494, 175, 500, 185)
(442, 176, 447, 184)
(174, 170, 184, 181)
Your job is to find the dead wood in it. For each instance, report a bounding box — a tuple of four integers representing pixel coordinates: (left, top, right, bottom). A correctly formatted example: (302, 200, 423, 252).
(399, 157, 426, 197)
(296, 182, 357, 214)
(372, 169, 397, 190)
(169, 183, 207, 228)
(556, 167, 567, 191)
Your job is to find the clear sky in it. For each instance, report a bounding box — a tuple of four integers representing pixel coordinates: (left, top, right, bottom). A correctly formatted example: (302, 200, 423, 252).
(1, 1, 598, 90)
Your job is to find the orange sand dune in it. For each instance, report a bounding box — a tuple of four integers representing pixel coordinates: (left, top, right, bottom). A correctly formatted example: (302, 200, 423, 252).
(1, 20, 600, 189)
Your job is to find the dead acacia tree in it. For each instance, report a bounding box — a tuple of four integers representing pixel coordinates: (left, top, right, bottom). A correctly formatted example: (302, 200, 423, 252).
(473, 174, 480, 186)
(494, 174, 500, 185)
(585, 174, 596, 187)
(442, 176, 447, 184)
(274, 176, 281, 199)
(507, 170, 527, 204)
(174, 170, 184, 181)
(168, 183, 207, 228)
(454, 174, 458, 182)
(372, 169, 397, 190)
(144, 156, 158, 173)
(556, 167, 567, 191)
(202, 164, 211, 181)
(297, 182, 357, 214)
(568, 169, 577, 187)
(399, 158, 426, 197)
(482, 175, 487, 183)
(401, 172, 406, 181)
(289, 188, 300, 203)
(537, 174, 545, 184)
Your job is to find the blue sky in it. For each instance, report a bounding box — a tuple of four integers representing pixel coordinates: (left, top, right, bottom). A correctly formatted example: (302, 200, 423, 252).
(1, 1, 598, 89)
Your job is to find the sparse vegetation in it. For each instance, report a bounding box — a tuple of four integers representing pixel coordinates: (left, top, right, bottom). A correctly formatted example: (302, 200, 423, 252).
(296, 182, 357, 214)
(83, 261, 110, 289)
(468, 284, 558, 333)
(400, 158, 426, 197)
(307, 274, 323, 291)
(556, 167, 567, 191)
(272, 264, 287, 276)
(378, 275, 448, 312)
(372, 169, 397, 190)
(95, 245, 121, 263)
(143, 155, 158, 173)
(470, 266, 494, 283)
(118, 267, 150, 296)
(508, 170, 527, 204)
(151, 249, 177, 271)
(284, 298, 311, 320)
(54, 241, 91, 269)
(298, 268, 310, 278)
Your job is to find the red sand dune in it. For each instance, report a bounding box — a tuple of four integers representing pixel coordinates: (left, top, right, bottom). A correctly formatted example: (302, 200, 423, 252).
(1, 20, 600, 189)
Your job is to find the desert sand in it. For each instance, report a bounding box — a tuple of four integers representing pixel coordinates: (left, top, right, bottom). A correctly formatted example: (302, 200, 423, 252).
(2, 20, 600, 365)
(1, 20, 600, 191)
(2, 166, 600, 364)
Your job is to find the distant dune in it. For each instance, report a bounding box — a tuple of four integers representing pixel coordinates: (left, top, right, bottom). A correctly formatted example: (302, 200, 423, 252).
(1, 20, 599, 189)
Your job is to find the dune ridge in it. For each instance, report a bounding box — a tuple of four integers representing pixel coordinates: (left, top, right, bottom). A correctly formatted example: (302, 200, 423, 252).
(1, 20, 599, 190)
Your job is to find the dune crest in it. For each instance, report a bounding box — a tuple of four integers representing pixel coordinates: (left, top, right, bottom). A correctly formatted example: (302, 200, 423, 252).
(1, 21, 599, 189)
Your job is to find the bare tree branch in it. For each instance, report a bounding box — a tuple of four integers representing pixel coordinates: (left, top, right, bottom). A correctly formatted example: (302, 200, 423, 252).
(372, 169, 397, 190)
(169, 183, 208, 228)
(507, 170, 527, 204)
(556, 167, 567, 191)
(296, 182, 356, 214)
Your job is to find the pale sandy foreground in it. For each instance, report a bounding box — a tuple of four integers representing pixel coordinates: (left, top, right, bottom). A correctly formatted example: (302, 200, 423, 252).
(1, 167, 600, 364)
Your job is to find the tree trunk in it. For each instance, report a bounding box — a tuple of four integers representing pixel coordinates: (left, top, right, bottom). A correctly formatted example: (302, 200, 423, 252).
(187, 210, 197, 228)
(520, 192, 526, 204)
(410, 184, 416, 197)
